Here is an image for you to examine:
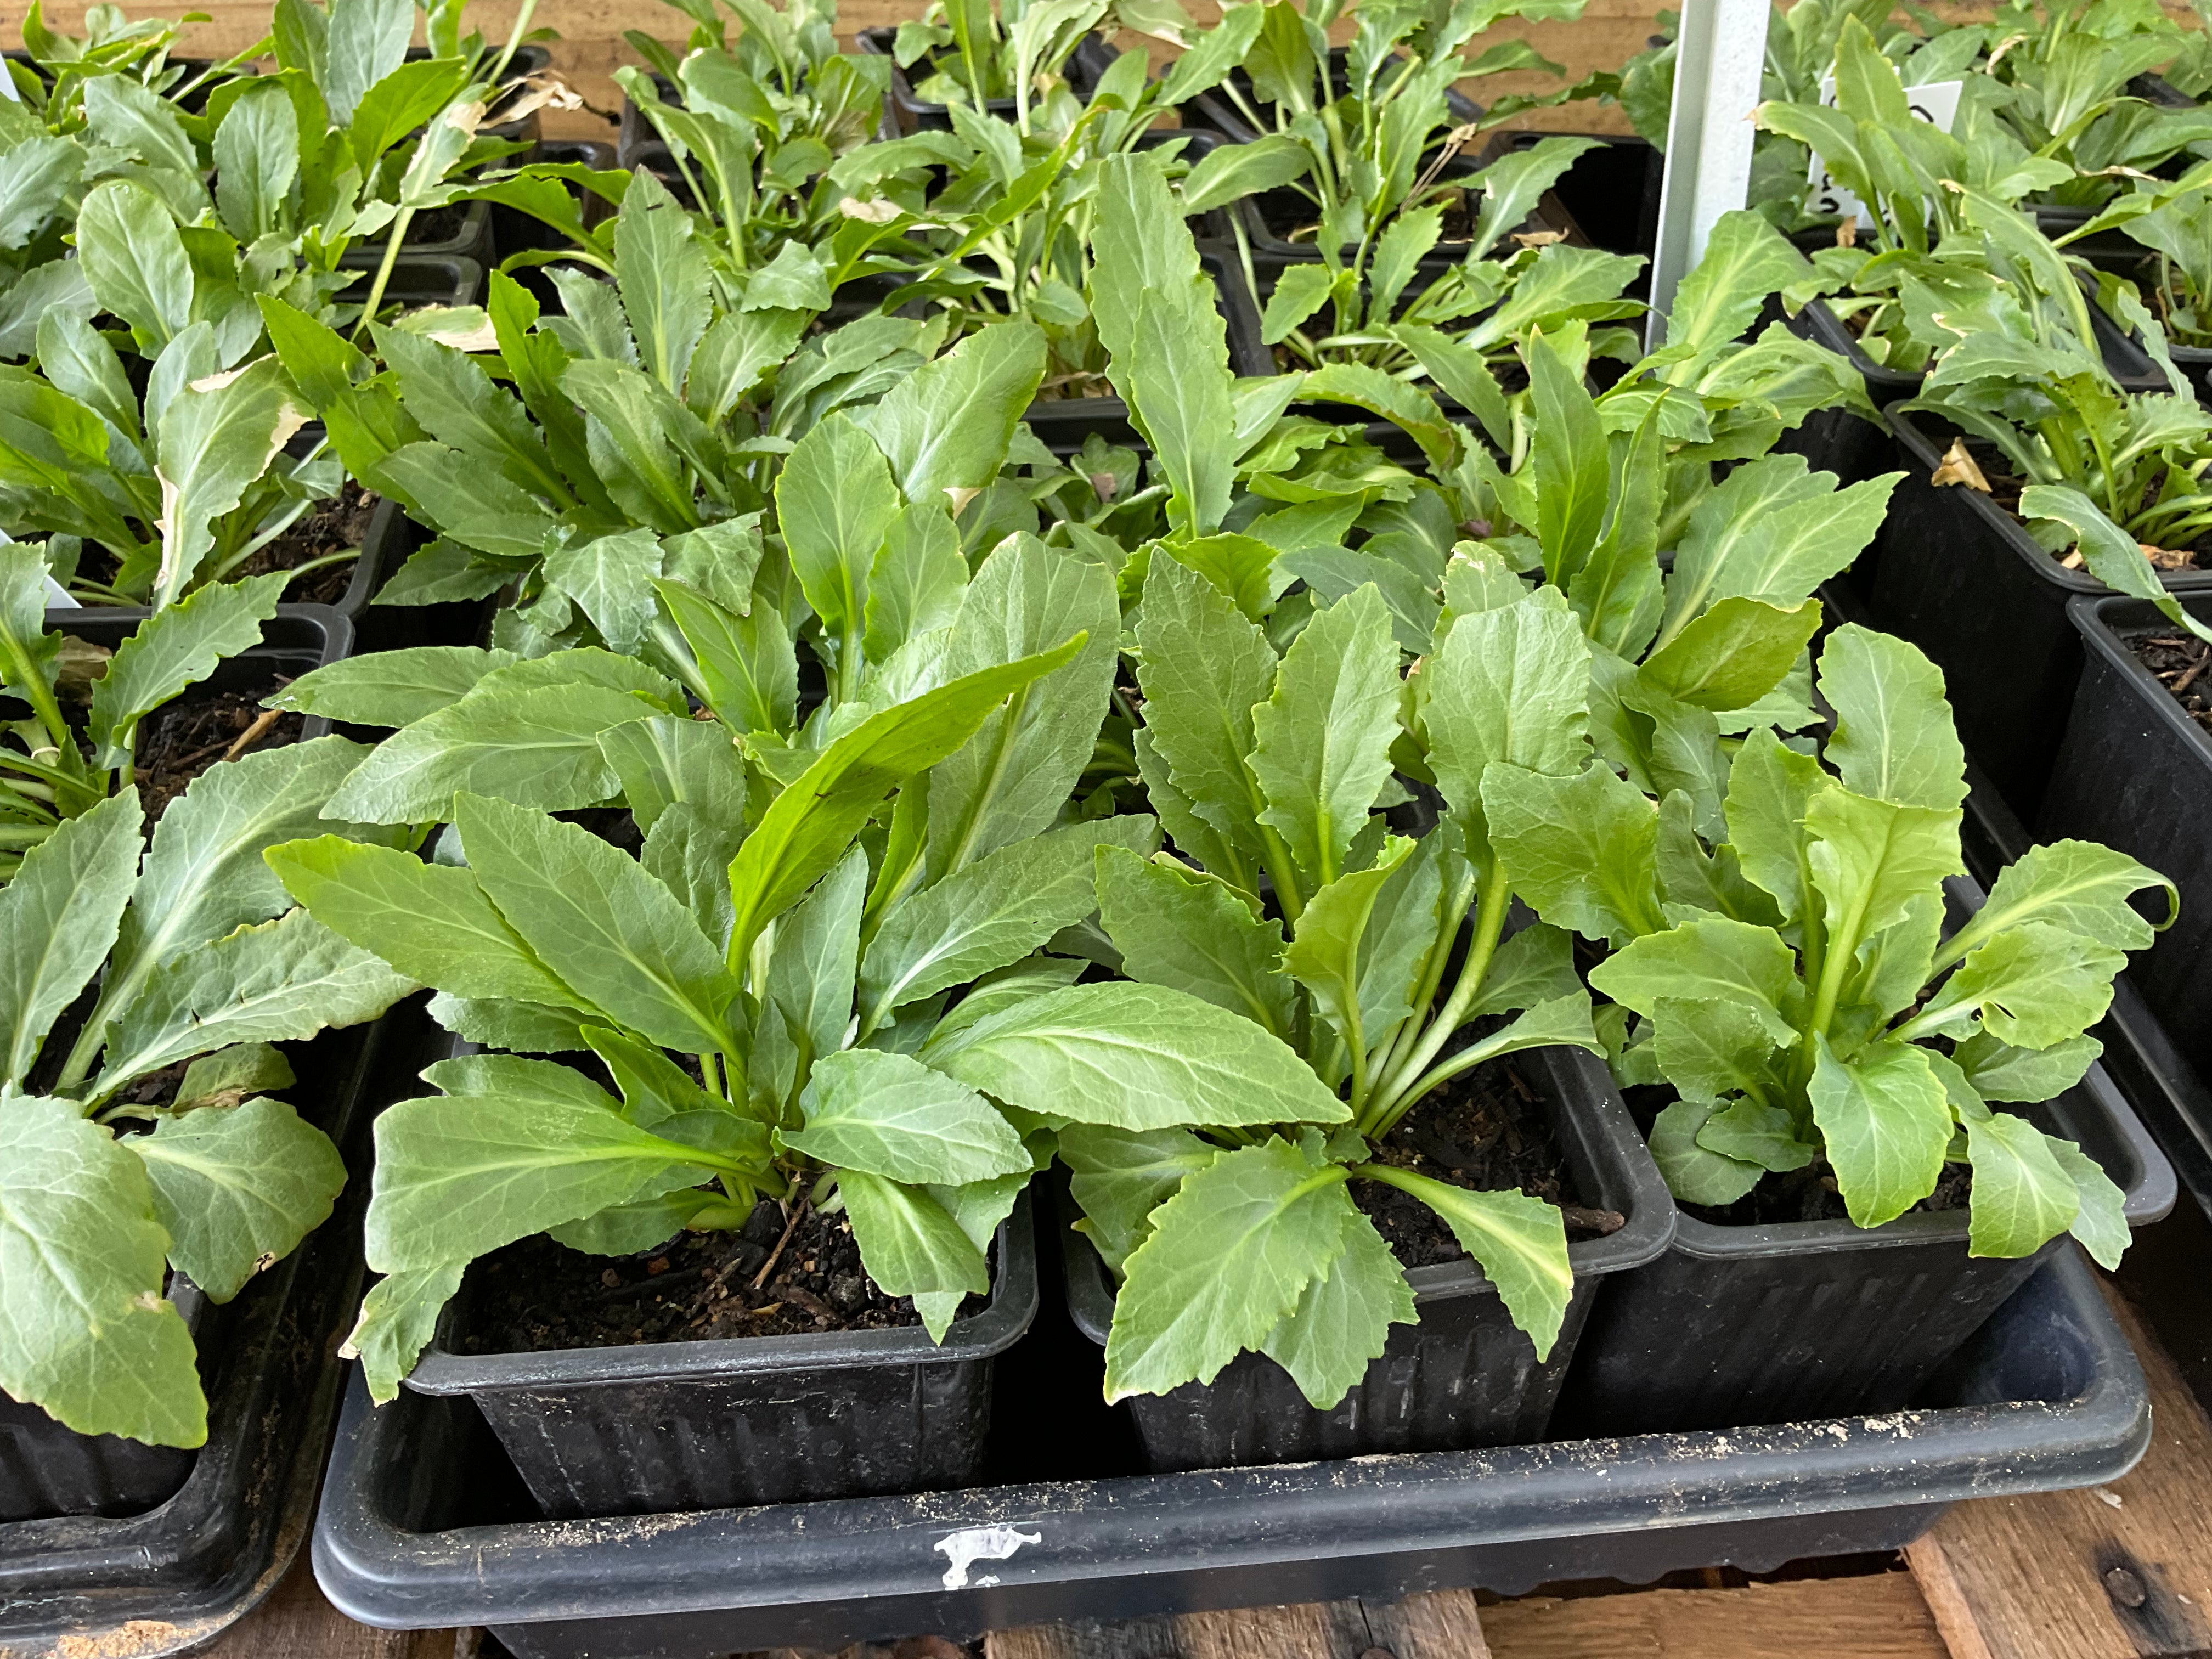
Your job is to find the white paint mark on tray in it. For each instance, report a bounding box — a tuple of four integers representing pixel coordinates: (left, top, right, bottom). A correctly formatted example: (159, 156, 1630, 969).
(935, 1525, 1042, 1589)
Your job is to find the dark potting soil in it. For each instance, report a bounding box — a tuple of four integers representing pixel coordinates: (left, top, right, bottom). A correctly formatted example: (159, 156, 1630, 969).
(135, 682, 303, 820)
(1352, 1051, 1619, 1269)
(2129, 630, 2212, 734)
(233, 483, 377, 605)
(458, 1198, 990, 1355)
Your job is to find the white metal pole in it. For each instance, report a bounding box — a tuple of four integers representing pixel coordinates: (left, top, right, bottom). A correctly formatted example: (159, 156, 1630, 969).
(1645, 0, 1769, 349)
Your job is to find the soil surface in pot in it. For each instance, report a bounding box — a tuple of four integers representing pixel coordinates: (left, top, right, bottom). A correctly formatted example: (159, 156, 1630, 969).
(1920, 422, 2211, 567)
(2128, 629, 2212, 733)
(1622, 1085, 1972, 1225)
(134, 678, 304, 820)
(1353, 1050, 1620, 1267)
(457, 1198, 990, 1354)
(232, 483, 379, 605)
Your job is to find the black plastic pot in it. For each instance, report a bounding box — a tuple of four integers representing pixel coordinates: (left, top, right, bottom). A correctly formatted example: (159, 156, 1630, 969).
(1555, 1000, 2173, 1439)
(334, 251, 487, 313)
(0, 988, 430, 1655)
(856, 25, 1097, 133)
(2040, 592, 2212, 1085)
(1064, 1046, 1671, 1472)
(1482, 131, 1660, 267)
(0, 1284, 204, 1523)
(403, 1187, 1040, 1520)
(1865, 403, 2212, 818)
(352, 198, 496, 267)
(312, 1244, 2144, 1658)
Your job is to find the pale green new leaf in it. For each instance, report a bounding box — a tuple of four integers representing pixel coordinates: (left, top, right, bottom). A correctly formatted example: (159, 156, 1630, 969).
(1808, 1036, 1953, 1228)
(1259, 1211, 1414, 1409)
(786, 1047, 1030, 1185)
(132, 1098, 347, 1301)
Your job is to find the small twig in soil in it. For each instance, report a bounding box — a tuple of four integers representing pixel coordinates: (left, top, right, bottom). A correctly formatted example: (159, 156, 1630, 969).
(751, 1199, 808, 1291)
(2174, 644, 2212, 696)
(1561, 1205, 1627, 1237)
(221, 708, 283, 763)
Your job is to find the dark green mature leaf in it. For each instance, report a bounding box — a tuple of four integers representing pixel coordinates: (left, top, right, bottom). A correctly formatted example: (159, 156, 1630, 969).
(851, 322, 1046, 509)
(1648, 1096, 1764, 1205)
(346, 1261, 464, 1403)
(1104, 1138, 1353, 1400)
(928, 980, 1349, 1130)
(1484, 760, 1666, 947)
(614, 167, 713, 393)
(364, 1053, 723, 1274)
(1259, 1209, 1413, 1408)
(859, 817, 1157, 1034)
(837, 1170, 991, 1325)
(1357, 1161, 1573, 1359)
(0, 1093, 204, 1446)
(75, 179, 192, 354)
(726, 636, 1085, 964)
(270, 648, 519, 727)
(1094, 845, 1295, 1039)
(778, 413, 900, 648)
(454, 793, 740, 1058)
(267, 836, 582, 1009)
(2022, 484, 2212, 647)
(133, 1098, 347, 1301)
(1640, 597, 1821, 713)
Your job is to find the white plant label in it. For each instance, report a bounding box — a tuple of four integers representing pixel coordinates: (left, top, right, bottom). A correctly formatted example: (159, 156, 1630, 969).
(1806, 76, 1965, 228)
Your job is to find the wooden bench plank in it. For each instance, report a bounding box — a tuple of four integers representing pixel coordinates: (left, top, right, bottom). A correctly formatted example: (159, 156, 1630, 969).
(1478, 1572, 1944, 1658)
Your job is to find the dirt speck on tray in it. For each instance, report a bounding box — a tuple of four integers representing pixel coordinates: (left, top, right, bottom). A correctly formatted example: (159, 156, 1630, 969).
(459, 1197, 991, 1355)
(1355, 1046, 1618, 1268)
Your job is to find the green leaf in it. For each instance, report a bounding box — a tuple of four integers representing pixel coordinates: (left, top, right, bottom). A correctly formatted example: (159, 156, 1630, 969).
(75, 179, 193, 354)
(1483, 760, 1666, 947)
(1249, 586, 1400, 892)
(1648, 1097, 1765, 1206)
(0, 1094, 204, 1446)
(270, 647, 518, 727)
(597, 715, 746, 837)
(1588, 915, 1803, 1046)
(1808, 798, 1961, 997)
(373, 323, 567, 507)
(727, 635, 1085, 964)
(613, 167, 712, 392)
(1639, 598, 1821, 714)
(1664, 209, 1812, 354)
(851, 321, 1046, 509)
(1916, 922, 2124, 1051)
(1259, 1210, 1415, 1409)
(1808, 1036, 1953, 1228)
(322, 685, 668, 823)
(1180, 133, 1313, 215)
(778, 411, 900, 645)
(151, 363, 309, 608)
(1104, 1138, 1353, 1400)
(549, 1189, 719, 1256)
(1953, 1030, 2102, 1103)
(0, 793, 143, 1089)
(1060, 1123, 1216, 1271)
(929, 981, 1350, 1130)
(1959, 1103, 2079, 1260)
(1526, 328, 1610, 584)
(96, 910, 416, 1092)
(1131, 554, 1276, 872)
(1658, 458, 1896, 644)
(365, 1052, 722, 1274)
(653, 579, 797, 737)
(857, 817, 1158, 1035)
(1942, 840, 2175, 966)
(1096, 845, 1294, 1038)
(132, 1098, 346, 1301)
(1696, 1096, 1815, 1171)
(266, 836, 581, 1010)
(1091, 150, 1238, 535)
(786, 1048, 1030, 1185)
(1358, 1162, 1573, 1360)
(837, 1170, 990, 1332)
(2022, 484, 2212, 648)
(1818, 624, 1967, 811)
(89, 575, 290, 768)
(1419, 584, 1591, 826)
(345, 1262, 462, 1404)
(1647, 996, 1786, 1104)
(1724, 726, 1830, 922)
(865, 503, 967, 664)
(455, 793, 739, 1058)
(176, 1045, 295, 1110)
(1469, 922, 1583, 1019)
(923, 537, 1121, 878)
(2047, 1137, 2131, 1270)
(1283, 836, 1419, 1053)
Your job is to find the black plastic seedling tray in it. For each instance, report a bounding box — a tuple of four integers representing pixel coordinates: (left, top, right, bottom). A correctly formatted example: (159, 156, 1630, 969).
(314, 1242, 2147, 1659)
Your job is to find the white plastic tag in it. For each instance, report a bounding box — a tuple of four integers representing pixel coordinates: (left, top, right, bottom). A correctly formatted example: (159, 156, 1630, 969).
(1806, 77, 1964, 229)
